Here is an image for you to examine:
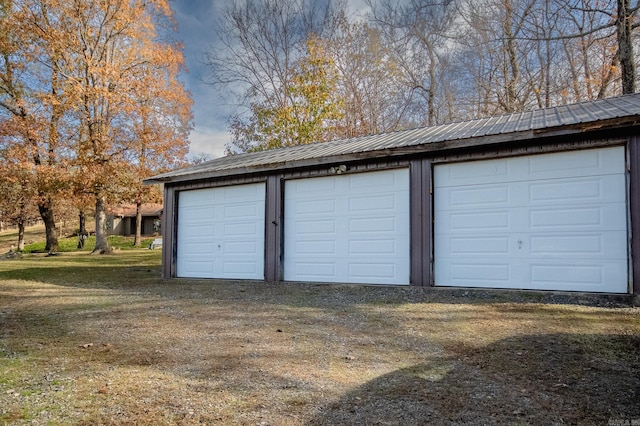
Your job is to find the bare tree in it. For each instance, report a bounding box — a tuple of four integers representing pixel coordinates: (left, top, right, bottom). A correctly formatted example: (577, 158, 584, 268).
(369, 0, 457, 126)
(204, 0, 346, 152)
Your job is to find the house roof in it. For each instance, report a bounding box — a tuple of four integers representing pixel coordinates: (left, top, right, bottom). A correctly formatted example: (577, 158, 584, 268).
(108, 203, 163, 218)
(146, 93, 640, 184)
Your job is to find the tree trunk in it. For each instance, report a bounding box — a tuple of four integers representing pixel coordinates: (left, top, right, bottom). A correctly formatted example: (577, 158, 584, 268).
(77, 211, 87, 249)
(134, 201, 143, 247)
(617, 0, 636, 94)
(92, 196, 112, 254)
(38, 198, 58, 252)
(17, 219, 25, 251)
(78, 210, 87, 235)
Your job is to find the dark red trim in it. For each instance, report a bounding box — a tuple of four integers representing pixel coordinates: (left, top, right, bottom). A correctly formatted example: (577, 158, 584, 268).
(409, 159, 433, 286)
(630, 137, 640, 295)
(264, 175, 283, 281)
(423, 159, 433, 287)
(161, 186, 176, 278)
(409, 160, 424, 286)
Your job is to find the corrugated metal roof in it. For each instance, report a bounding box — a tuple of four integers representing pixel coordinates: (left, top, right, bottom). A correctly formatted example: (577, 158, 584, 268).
(147, 93, 640, 184)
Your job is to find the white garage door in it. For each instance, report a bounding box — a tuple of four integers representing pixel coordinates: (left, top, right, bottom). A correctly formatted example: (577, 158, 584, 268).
(434, 146, 628, 293)
(284, 168, 410, 284)
(176, 183, 265, 279)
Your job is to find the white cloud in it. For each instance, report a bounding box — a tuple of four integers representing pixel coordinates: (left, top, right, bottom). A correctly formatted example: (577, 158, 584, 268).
(187, 127, 229, 159)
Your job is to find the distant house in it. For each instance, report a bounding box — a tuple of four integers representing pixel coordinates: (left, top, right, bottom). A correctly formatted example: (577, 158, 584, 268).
(107, 203, 163, 236)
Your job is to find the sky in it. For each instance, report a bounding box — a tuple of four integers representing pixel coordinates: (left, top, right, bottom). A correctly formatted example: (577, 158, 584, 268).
(170, 0, 371, 160)
(172, 0, 229, 159)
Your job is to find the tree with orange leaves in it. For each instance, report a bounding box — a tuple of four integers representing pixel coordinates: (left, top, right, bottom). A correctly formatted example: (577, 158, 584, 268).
(1, 0, 192, 253)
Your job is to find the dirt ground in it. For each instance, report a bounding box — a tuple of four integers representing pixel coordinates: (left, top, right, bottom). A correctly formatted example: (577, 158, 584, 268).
(0, 251, 639, 425)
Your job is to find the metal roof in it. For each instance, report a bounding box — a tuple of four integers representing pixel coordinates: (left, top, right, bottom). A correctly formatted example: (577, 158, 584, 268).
(147, 93, 640, 184)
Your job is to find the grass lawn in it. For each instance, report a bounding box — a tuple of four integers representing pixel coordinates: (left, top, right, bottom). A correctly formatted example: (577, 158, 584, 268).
(0, 249, 638, 425)
(0, 224, 156, 253)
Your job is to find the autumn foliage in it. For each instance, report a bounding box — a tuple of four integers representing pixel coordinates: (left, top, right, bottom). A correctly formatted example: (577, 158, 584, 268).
(0, 0, 192, 253)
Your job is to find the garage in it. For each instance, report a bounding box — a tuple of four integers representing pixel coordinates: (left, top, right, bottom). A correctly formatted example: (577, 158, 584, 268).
(147, 94, 640, 295)
(284, 168, 410, 284)
(176, 183, 265, 279)
(434, 147, 628, 293)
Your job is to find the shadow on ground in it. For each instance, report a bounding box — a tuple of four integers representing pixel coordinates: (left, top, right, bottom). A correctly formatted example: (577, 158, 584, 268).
(308, 333, 640, 425)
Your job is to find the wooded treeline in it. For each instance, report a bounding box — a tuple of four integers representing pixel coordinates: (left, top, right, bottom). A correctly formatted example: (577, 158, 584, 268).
(0, 0, 193, 252)
(206, 0, 638, 154)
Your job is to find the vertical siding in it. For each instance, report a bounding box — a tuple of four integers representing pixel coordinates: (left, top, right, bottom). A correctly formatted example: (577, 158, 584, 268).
(409, 159, 433, 286)
(630, 137, 640, 295)
(423, 159, 433, 287)
(265, 175, 283, 281)
(162, 186, 176, 278)
(410, 160, 424, 286)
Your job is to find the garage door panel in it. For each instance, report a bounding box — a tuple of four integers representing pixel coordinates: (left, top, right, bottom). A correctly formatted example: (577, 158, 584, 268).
(528, 231, 628, 259)
(447, 236, 511, 255)
(224, 203, 260, 218)
(181, 260, 215, 275)
(295, 198, 337, 215)
(180, 206, 216, 222)
(222, 261, 260, 275)
(530, 260, 627, 292)
(435, 158, 509, 186)
(436, 148, 623, 187)
(434, 146, 628, 293)
(177, 183, 265, 279)
(445, 210, 511, 232)
(349, 263, 398, 279)
(296, 240, 336, 254)
(294, 219, 336, 234)
(223, 222, 259, 236)
(527, 147, 623, 177)
(224, 240, 259, 254)
(180, 241, 216, 254)
(528, 175, 625, 205)
(179, 223, 215, 239)
(290, 262, 336, 280)
(222, 184, 262, 200)
(349, 239, 397, 254)
(349, 169, 402, 189)
(349, 194, 397, 211)
(349, 217, 397, 232)
(179, 190, 215, 207)
(285, 169, 410, 285)
(437, 260, 512, 284)
(436, 184, 510, 208)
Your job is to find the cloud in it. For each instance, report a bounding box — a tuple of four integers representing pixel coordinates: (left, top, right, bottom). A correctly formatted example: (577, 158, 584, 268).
(187, 127, 229, 159)
(173, 0, 232, 158)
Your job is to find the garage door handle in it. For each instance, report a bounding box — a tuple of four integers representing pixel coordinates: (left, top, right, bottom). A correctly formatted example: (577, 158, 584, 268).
(517, 240, 523, 249)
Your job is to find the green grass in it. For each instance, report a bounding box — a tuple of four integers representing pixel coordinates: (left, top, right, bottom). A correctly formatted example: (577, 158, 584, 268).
(22, 235, 156, 253)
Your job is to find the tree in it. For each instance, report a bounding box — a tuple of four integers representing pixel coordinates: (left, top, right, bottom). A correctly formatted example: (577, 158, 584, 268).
(230, 36, 343, 151)
(325, 19, 419, 138)
(0, 0, 68, 252)
(369, 0, 457, 127)
(205, 0, 345, 153)
(0, 122, 40, 251)
(124, 54, 192, 246)
(17, 0, 191, 254)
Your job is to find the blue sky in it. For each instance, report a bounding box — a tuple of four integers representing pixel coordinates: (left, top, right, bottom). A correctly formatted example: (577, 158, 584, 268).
(172, 0, 229, 159)
(171, 0, 371, 159)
